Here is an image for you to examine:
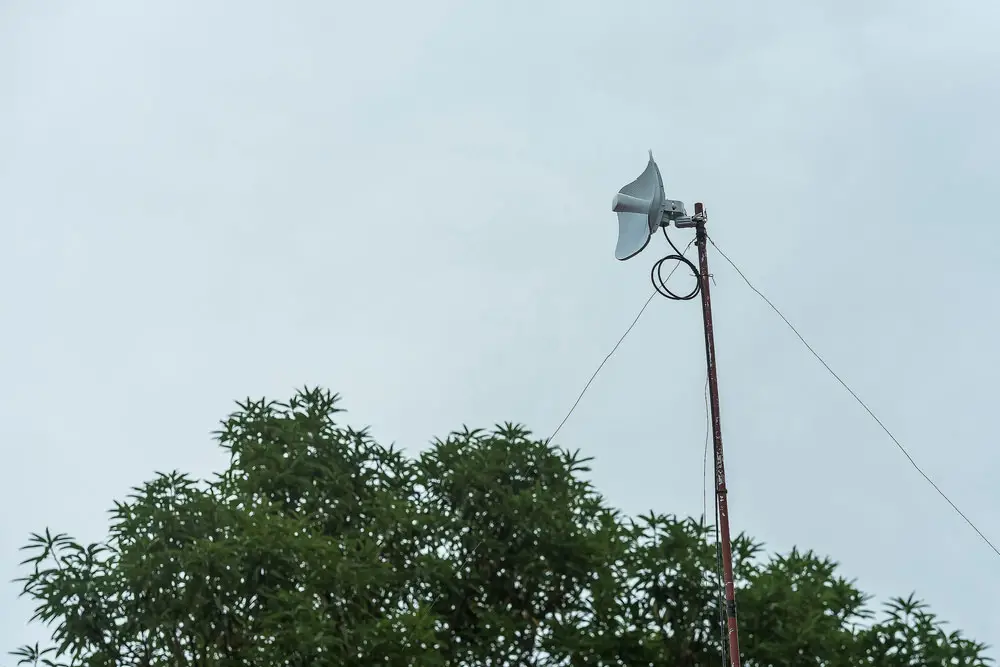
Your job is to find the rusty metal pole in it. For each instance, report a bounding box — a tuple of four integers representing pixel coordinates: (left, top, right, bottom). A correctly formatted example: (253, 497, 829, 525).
(694, 202, 742, 667)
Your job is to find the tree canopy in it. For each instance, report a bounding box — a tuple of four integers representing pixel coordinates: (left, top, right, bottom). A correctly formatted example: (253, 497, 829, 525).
(10, 388, 991, 666)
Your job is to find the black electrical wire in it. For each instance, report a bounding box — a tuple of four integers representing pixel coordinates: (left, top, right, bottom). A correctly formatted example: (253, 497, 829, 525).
(651, 227, 701, 300)
(702, 375, 711, 523)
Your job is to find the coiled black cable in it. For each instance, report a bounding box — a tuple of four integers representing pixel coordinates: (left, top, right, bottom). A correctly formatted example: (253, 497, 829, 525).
(650, 227, 701, 300)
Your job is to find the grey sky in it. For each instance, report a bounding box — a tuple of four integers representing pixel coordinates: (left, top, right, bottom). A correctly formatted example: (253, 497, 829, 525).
(2, 0, 998, 655)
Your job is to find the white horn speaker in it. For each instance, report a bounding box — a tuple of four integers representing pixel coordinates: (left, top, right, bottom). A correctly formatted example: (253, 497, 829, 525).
(611, 150, 665, 261)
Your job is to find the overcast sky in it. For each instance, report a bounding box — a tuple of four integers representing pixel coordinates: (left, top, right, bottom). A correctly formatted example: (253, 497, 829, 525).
(2, 0, 999, 655)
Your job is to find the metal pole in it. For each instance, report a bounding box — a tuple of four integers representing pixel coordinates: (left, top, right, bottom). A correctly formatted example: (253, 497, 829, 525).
(694, 202, 742, 667)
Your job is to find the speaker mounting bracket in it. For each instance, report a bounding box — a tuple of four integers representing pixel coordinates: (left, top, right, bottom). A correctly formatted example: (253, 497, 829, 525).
(661, 199, 688, 223)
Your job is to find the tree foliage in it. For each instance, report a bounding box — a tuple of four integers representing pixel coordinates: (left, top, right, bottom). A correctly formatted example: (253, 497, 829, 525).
(10, 388, 991, 666)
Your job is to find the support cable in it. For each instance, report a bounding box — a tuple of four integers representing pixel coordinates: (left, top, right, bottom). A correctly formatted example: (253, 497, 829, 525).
(707, 235, 1000, 559)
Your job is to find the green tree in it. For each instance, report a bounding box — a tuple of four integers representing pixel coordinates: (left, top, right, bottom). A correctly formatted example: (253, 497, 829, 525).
(10, 388, 991, 666)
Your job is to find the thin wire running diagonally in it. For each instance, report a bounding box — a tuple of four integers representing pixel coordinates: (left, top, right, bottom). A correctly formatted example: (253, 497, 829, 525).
(548, 239, 695, 442)
(707, 235, 1000, 559)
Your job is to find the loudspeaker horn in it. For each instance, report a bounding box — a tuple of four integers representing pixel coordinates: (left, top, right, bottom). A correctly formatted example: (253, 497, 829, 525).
(611, 150, 666, 261)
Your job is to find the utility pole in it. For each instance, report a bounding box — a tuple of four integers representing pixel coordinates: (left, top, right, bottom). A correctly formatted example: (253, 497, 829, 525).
(693, 203, 741, 667)
(612, 154, 742, 667)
